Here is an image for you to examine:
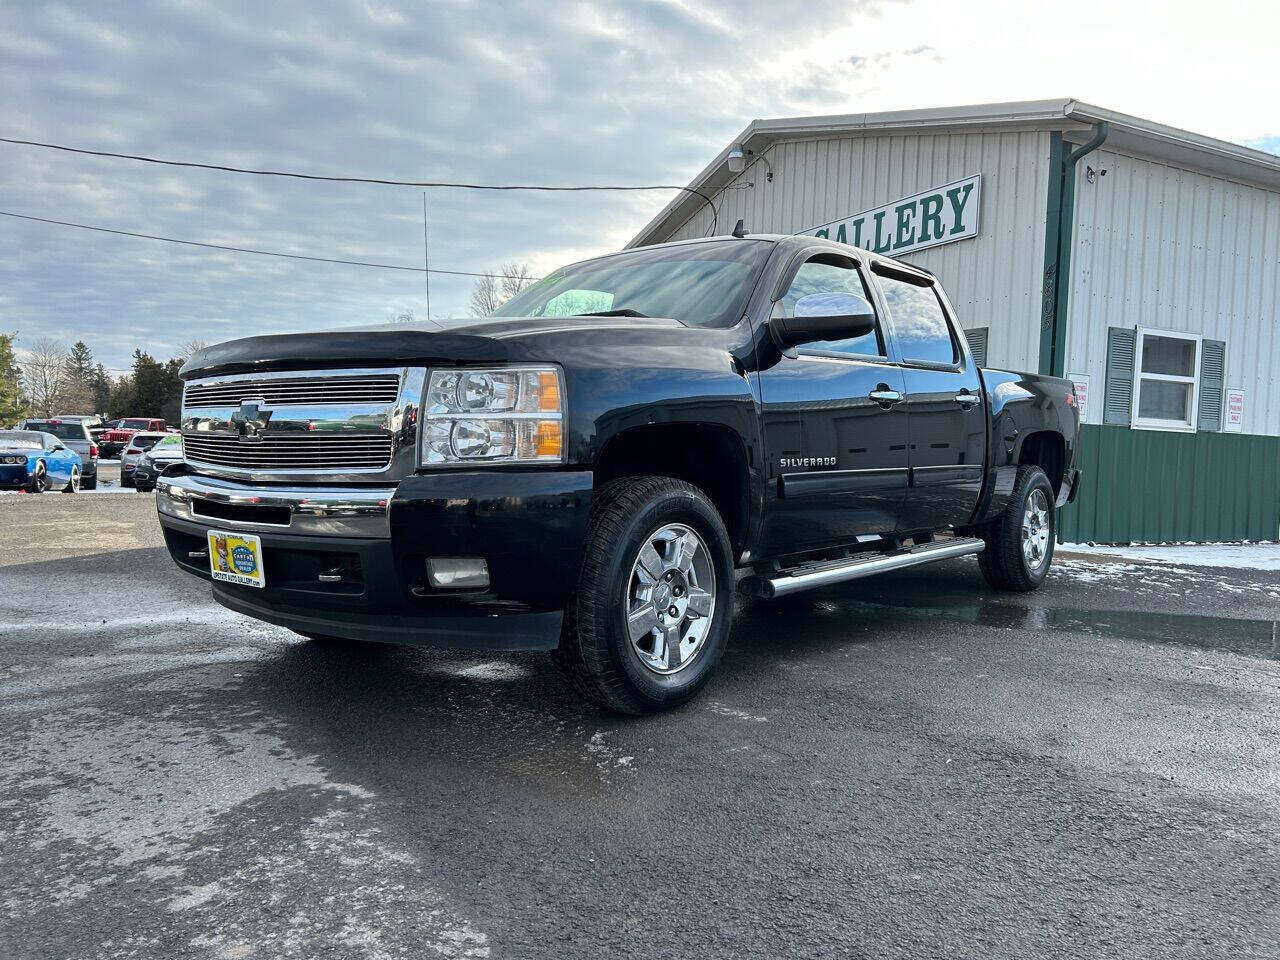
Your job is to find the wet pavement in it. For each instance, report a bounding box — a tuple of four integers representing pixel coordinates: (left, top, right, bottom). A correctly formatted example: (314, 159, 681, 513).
(1, 494, 1278, 959)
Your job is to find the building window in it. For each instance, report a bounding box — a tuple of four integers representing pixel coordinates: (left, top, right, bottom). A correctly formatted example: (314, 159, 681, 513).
(1132, 328, 1201, 431)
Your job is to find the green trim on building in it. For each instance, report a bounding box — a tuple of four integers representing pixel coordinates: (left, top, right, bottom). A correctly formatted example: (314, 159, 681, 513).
(1059, 424, 1280, 543)
(1038, 132, 1065, 377)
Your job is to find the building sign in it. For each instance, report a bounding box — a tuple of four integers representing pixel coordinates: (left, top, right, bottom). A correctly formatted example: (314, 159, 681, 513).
(809, 174, 981, 256)
(1068, 373, 1091, 424)
(1224, 388, 1245, 433)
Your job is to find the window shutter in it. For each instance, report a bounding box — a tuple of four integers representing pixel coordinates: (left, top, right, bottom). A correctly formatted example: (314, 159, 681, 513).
(1103, 327, 1136, 425)
(1197, 339, 1226, 432)
(964, 327, 988, 366)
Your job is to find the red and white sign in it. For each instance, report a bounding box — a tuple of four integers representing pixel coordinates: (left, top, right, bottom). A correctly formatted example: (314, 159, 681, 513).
(1224, 388, 1245, 433)
(1068, 374, 1091, 424)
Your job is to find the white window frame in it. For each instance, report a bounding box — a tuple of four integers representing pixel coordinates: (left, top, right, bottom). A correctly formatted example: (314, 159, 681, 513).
(1131, 326, 1201, 433)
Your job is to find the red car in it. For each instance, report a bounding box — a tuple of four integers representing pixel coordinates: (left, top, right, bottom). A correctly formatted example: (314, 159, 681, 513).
(98, 417, 166, 459)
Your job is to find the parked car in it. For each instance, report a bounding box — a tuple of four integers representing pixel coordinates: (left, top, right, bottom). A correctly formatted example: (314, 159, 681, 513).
(20, 418, 100, 489)
(157, 233, 1079, 714)
(120, 431, 169, 488)
(132, 434, 184, 492)
(0, 429, 82, 493)
(99, 418, 166, 458)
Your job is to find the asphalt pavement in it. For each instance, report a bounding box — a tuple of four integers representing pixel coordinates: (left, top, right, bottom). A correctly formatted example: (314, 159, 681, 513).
(1, 492, 1277, 959)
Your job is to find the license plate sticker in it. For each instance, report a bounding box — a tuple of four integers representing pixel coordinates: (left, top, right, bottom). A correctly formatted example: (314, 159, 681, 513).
(207, 530, 266, 588)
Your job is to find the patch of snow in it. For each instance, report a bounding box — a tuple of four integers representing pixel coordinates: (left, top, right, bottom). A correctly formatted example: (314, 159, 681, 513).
(707, 701, 769, 723)
(1060, 542, 1280, 571)
(584, 731, 635, 774)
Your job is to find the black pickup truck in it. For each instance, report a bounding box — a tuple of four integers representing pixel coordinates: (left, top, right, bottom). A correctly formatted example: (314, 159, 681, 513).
(159, 234, 1079, 713)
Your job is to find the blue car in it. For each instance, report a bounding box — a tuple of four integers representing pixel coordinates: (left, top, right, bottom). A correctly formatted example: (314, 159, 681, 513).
(0, 429, 83, 493)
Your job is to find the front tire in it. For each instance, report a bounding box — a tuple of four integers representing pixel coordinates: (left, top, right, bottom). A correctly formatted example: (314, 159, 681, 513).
(977, 464, 1055, 591)
(62, 467, 80, 493)
(554, 477, 734, 715)
(25, 461, 47, 494)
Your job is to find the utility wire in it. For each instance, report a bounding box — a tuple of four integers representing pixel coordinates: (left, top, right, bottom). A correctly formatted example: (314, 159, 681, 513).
(0, 209, 523, 279)
(0, 135, 719, 234)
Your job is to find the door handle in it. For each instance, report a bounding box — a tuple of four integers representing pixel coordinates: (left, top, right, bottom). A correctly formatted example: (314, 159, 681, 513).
(869, 388, 903, 407)
(955, 392, 980, 408)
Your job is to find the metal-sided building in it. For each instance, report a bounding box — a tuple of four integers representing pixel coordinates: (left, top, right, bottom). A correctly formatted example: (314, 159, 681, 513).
(629, 99, 1280, 544)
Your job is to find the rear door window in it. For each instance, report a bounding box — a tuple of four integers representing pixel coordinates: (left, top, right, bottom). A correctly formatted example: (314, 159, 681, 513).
(876, 274, 957, 366)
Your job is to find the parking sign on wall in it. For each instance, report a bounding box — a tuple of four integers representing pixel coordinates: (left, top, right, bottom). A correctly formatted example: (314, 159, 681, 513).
(1224, 389, 1245, 433)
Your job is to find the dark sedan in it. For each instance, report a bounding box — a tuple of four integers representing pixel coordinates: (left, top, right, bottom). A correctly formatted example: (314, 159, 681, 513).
(132, 434, 185, 492)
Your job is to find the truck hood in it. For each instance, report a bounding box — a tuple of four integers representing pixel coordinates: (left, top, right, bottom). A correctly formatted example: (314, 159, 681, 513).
(181, 315, 686, 379)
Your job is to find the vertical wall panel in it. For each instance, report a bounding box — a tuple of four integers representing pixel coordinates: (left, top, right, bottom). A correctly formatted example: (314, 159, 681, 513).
(660, 130, 1053, 373)
(1065, 148, 1280, 437)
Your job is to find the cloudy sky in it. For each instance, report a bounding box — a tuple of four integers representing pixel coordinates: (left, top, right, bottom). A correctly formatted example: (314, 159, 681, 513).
(2, 0, 1277, 373)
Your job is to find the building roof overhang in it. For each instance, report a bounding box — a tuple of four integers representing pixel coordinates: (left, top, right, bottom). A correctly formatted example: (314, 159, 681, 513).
(629, 99, 1280, 247)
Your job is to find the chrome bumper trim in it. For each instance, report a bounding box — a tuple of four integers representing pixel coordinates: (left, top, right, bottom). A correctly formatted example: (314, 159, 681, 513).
(156, 473, 395, 539)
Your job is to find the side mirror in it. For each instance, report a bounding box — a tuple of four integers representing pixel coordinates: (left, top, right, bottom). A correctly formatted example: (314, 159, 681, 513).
(771, 292, 877, 347)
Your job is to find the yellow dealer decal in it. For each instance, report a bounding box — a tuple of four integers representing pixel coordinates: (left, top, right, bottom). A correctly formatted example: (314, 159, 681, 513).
(207, 530, 265, 588)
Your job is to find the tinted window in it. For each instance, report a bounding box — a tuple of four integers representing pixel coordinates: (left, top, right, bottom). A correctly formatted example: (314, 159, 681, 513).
(131, 435, 163, 451)
(777, 258, 883, 357)
(878, 275, 956, 365)
(121, 419, 151, 430)
(494, 240, 771, 329)
(24, 421, 87, 441)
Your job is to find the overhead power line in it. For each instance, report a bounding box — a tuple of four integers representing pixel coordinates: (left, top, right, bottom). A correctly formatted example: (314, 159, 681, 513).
(0, 209, 524, 279)
(0, 135, 718, 233)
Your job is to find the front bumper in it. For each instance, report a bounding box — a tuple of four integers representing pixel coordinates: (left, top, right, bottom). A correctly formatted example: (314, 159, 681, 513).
(0, 465, 30, 489)
(157, 469, 593, 650)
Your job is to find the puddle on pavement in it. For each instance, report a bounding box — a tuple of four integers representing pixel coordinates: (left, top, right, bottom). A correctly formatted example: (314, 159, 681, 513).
(838, 599, 1280, 661)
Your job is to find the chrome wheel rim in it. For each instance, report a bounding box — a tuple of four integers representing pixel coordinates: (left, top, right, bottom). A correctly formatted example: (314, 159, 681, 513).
(625, 523, 716, 675)
(1021, 488, 1051, 571)
(69, 468, 80, 493)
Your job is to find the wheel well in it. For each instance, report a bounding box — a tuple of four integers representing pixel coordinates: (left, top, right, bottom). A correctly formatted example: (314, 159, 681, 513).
(1018, 431, 1065, 496)
(594, 423, 750, 554)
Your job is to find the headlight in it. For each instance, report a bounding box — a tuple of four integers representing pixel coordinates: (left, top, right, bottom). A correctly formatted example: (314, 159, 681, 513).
(422, 366, 563, 466)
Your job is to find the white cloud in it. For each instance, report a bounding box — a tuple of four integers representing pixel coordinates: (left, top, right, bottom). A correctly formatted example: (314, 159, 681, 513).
(0, 0, 1274, 372)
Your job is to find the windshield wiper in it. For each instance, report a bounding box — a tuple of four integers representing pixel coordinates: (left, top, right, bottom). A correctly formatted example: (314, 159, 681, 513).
(572, 309, 650, 318)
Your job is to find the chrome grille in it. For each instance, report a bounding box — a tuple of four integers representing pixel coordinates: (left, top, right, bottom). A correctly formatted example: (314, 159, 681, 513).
(184, 374, 401, 408)
(182, 433, 395, 470)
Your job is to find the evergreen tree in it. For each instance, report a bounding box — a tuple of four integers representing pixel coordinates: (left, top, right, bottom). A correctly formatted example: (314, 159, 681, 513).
(90, 364, 111, 416)
(0, 332, 27, 425)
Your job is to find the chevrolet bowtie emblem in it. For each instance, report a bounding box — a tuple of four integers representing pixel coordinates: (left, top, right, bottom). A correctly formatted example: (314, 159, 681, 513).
(231, 398, 269, 442)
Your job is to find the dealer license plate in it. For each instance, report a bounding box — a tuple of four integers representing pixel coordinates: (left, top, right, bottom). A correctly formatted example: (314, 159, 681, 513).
(207, 530, 266, 588)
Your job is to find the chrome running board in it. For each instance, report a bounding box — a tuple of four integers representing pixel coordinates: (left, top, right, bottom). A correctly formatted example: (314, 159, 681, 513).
(739, 537, 985, 599)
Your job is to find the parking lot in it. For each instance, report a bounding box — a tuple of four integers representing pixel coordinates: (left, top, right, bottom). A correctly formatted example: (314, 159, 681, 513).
(1, 492, 1277, 959)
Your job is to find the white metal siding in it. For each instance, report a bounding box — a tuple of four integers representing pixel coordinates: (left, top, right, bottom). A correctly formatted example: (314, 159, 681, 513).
(1066, 147, 1280, 436)
(659, 130, 1052, 371)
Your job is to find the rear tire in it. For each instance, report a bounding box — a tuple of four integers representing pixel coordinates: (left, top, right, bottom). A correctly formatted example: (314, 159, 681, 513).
(553, 477, 734, 715)
(81, 473, 97, 490)
(977, 464, 1055, 592)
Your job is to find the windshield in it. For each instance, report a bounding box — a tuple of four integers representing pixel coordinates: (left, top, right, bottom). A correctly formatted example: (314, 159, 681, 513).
(493, 240, 771, 329)
(24, 421, 86, 441)
(155, 436, 183, 451)
(130, 434, 163, 451)
(121, 419, 152, 430)
(0, 431, 43, 449)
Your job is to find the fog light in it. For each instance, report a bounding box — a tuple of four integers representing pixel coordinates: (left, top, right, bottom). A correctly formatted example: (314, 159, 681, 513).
(426, 557, 489, 589)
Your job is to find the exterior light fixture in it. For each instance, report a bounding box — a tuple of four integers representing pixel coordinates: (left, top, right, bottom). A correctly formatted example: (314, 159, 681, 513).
(726, 145, 746, 174)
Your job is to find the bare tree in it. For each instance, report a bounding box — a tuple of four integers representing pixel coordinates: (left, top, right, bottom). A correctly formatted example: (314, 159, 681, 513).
(499, 263, 536, 302)
(468, 274, 502, 317)
(469, 263, 536, 317)
(20, 337, 70, 417)
(178, 339, 207, 360)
